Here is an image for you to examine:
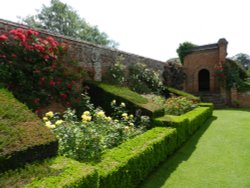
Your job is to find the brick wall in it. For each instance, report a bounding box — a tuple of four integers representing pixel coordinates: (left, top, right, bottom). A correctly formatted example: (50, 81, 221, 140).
(184, 49, 219, 93)
(231, 87, 250, 107)
(0, 19, 165, 80)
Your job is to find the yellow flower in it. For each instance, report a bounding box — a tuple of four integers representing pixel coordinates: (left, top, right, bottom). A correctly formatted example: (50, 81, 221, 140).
(111, 100, 116, 104)
(122, 113, 128, 120)
(43, 117, 48, 121)
(81, 114, 92, 122)
(122, 113, 128, 117)
(120, 102, 126, 107)
(45, 121, 56, 129)
(124, 126, 130, 132)
(129, 122, 134, 126)
(55, 120, 64, 126)
(129, 114, 134, 119)
(96, 111, 105, 117)
(105, 116, 112, 121)
(45, 111, 54, 118)
(83, 111, 90, 116)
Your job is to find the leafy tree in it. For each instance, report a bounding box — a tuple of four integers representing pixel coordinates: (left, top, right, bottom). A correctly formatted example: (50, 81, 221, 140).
(176, 42, 197, 64)
(232, 53, 250, 69)
(21, 0, 118, 47)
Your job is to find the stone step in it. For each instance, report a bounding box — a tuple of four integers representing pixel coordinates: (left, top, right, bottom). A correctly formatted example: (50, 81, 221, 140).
(194, 92, 227, 109)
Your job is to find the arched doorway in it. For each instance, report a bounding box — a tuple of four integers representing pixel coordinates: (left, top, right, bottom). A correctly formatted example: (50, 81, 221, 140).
(198, 69, 210, 91)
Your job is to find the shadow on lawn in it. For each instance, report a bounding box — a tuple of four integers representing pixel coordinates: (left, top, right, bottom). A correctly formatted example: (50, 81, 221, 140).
(215, 108, 250, 112)
(139, 116, 217, 188)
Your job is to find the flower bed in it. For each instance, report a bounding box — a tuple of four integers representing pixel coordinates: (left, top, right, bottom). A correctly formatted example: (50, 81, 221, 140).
(42, 95, 149, 161)
(0, 100, 213, 188)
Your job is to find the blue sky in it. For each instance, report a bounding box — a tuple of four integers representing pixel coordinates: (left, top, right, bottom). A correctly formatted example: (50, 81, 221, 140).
(1, 0, 250, 61)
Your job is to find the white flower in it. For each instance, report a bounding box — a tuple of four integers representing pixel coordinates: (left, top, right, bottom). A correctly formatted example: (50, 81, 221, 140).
(120, 102, 126, 107)
(43, 117, 48, 121)
(111, 100, 116, 104)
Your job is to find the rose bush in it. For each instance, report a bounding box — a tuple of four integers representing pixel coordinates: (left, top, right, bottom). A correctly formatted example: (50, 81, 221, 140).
(0, 28, 83, 114)
(43, 96, 149, 161)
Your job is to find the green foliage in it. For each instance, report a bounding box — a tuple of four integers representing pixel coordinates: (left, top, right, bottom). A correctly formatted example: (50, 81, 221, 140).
(199, 102, 214, 110)
(141, 94, 166, 106)
(167, 87, 200, 101)
(238, 81, 250, 91)
(97, 127, 177, 188)
(102, 55, 126, 86)
(162, 61, 186, 89)
(0, 88, 58, 173)
(232, 53, 250, 69)
(43, 96, 148, 161)
(0, 156, 99, 188)
(0, 28, 83, 113)
(84, 81, 164, 119)
(183, 106, 213, 135)
(164, 96, 198, 116)
(103, 58, 165, 95)
(153, 106, 213, 147)
(223, 59, 248, 89)
(21, 0, 118, 47)
(176, 42, 197, 64)
(128, 63, 164, 94)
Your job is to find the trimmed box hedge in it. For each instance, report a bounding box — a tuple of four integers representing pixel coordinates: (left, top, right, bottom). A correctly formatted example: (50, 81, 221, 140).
(84, 81, 165, 118)
(0, 156, 98, 188)
(0, 127, 177, 188)
(152, 106, 213, 147)
(166, 87, 200, 101)
(0, 89, 58, 173)
(97, 127, 177, 188)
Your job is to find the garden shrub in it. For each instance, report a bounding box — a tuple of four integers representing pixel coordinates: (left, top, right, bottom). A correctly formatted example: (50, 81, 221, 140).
(97, 127, 177, 188)
(0, 88, 58, 173)
(153, 106, 213, 147)
(164, 96, 198, 116)
(0, 156, 98, 188)
(127, 63, 164, 94)
(103, 57, 166, 95)
(215, 58, 248, 89)
(42, 98, 149, 161)
(84, 81, 165, 118)
(152, 115, 189, 147)
(0, 28, 84, 114)
(102, 55, 126, 86)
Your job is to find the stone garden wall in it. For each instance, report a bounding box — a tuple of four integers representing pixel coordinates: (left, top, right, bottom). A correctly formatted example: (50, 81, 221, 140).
(0, 19, 165, 80)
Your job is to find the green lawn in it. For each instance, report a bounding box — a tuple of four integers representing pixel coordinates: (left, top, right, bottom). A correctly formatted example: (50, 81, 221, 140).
(140, 109, 250, 188)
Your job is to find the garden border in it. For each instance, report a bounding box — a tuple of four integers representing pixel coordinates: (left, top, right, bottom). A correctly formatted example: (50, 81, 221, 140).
(1, 102, 213, 187)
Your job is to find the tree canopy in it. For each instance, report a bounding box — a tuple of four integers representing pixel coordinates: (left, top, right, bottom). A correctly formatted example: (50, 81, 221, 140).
(232, 53, 250, 69)
(176, 42, 197, 64)
(21, 0, 118, 48)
